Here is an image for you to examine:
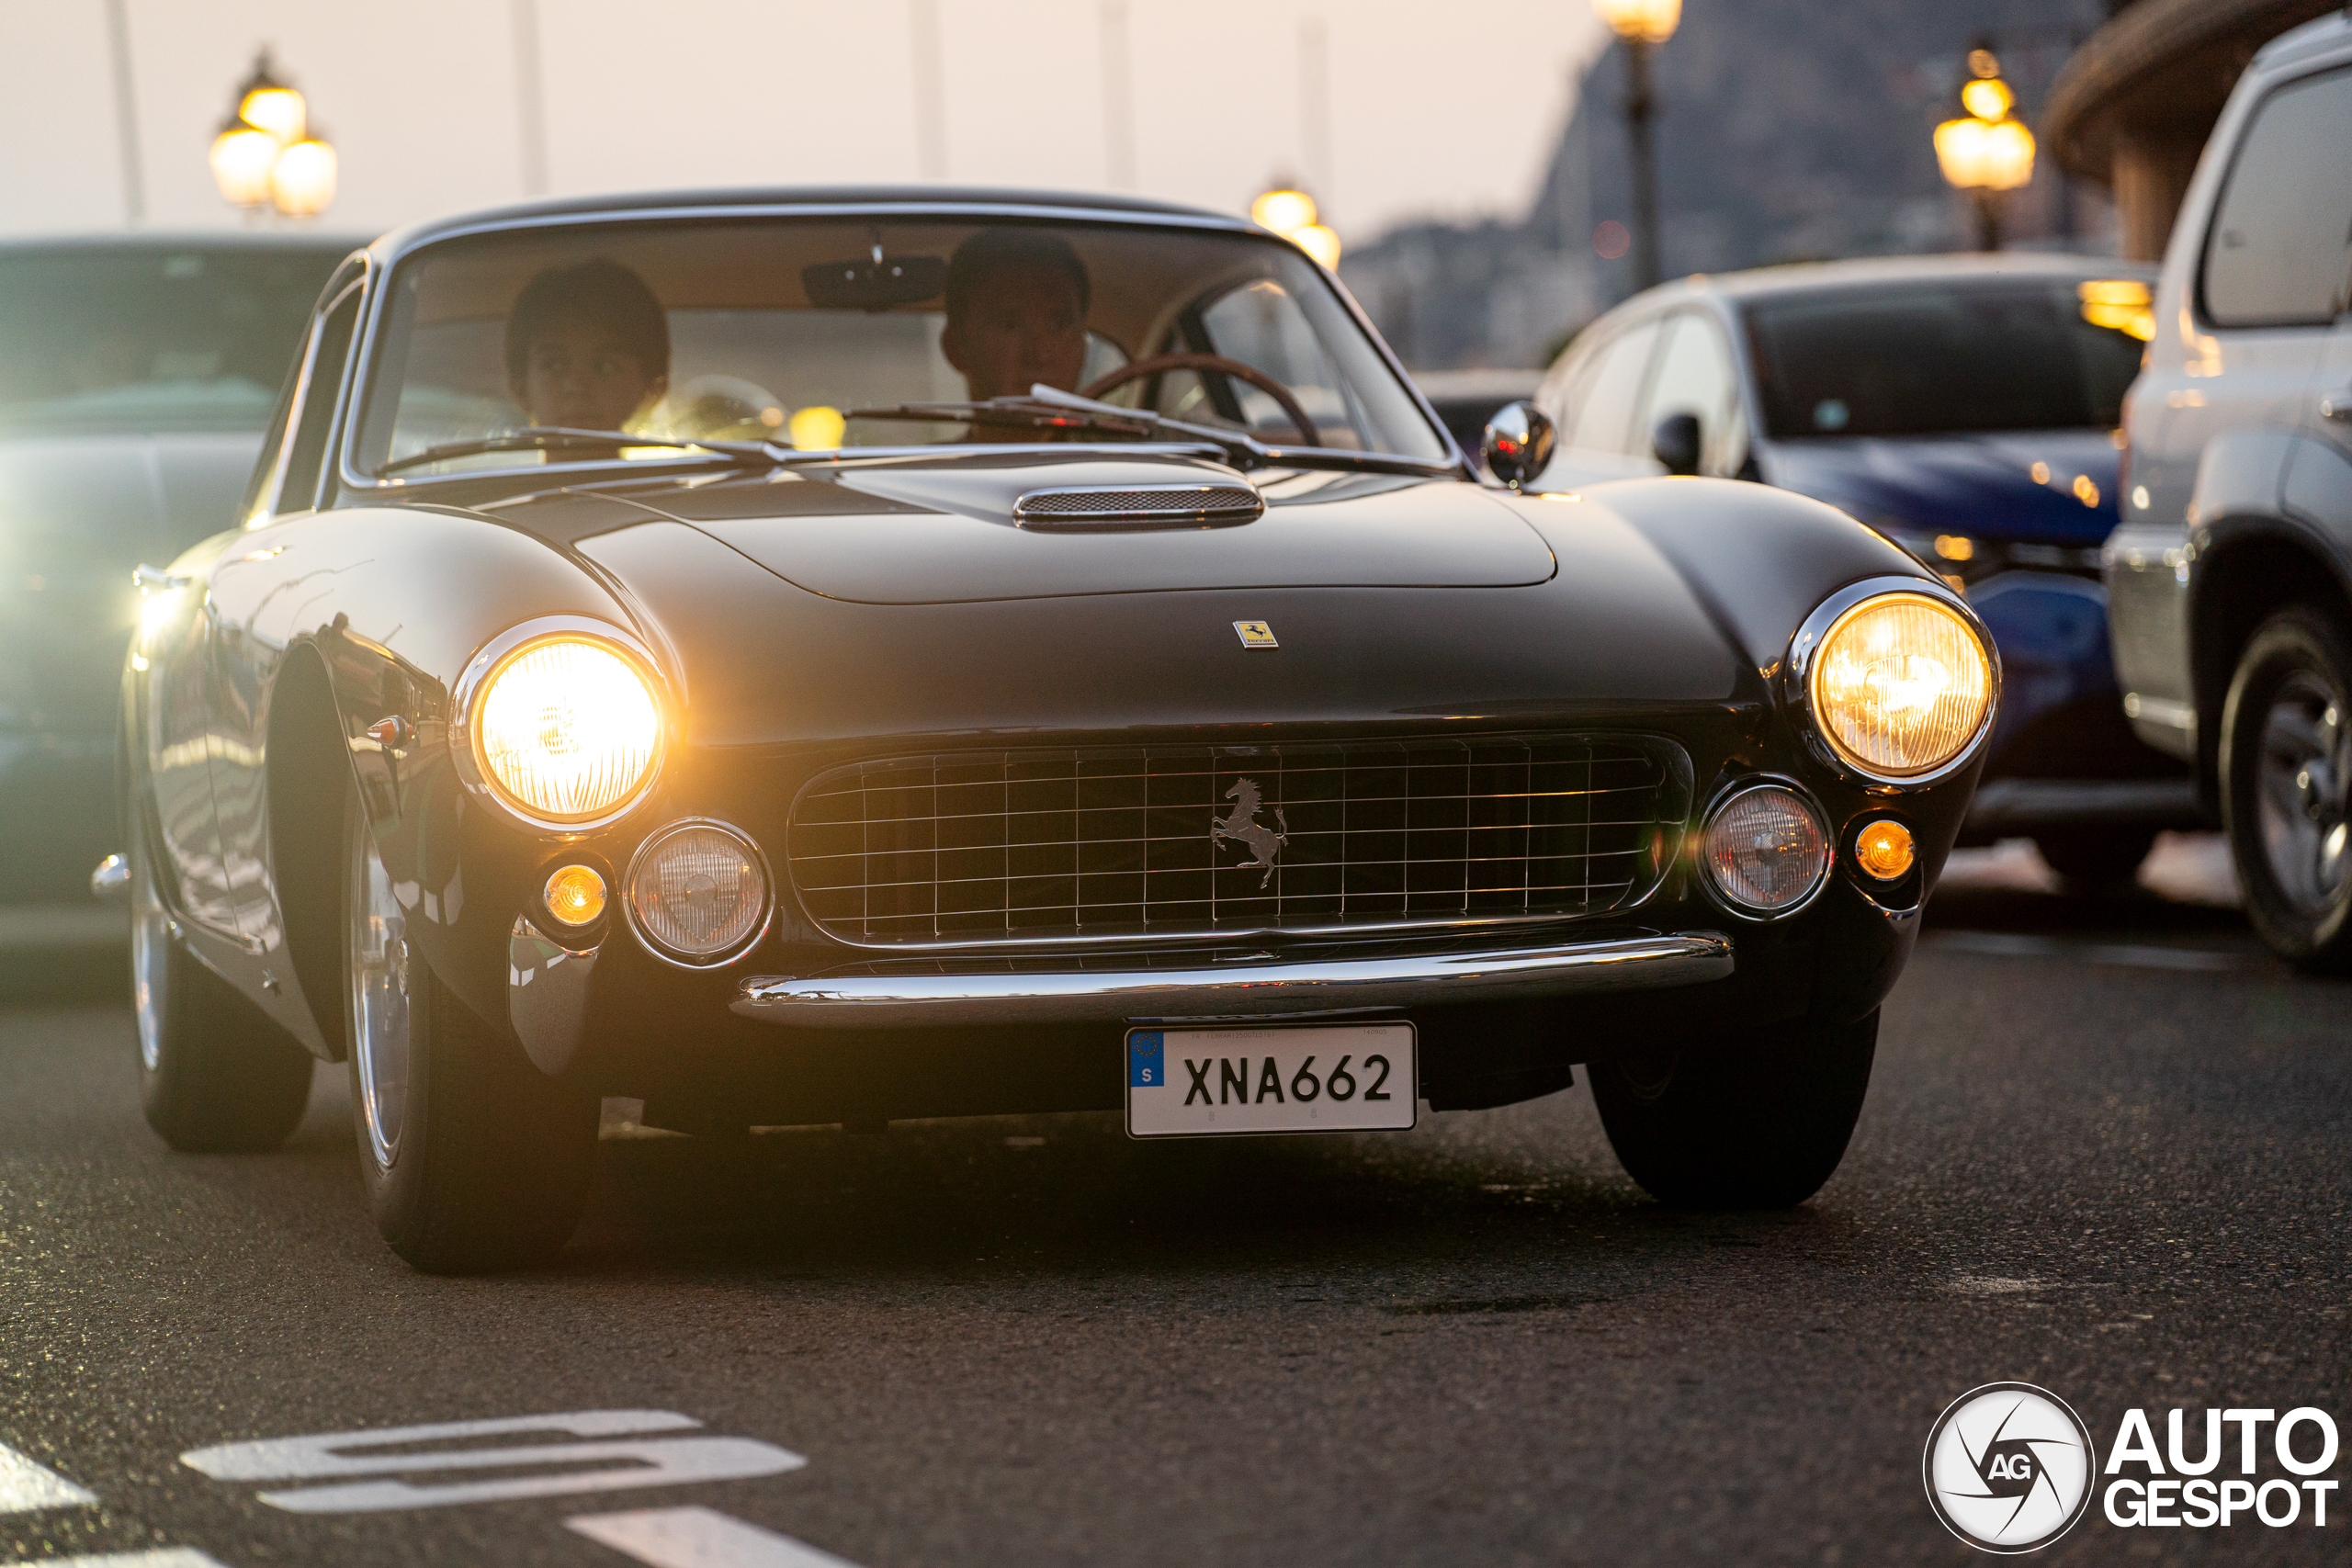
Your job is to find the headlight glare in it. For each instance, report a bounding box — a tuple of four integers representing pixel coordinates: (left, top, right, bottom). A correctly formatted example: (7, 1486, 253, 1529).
(473, 636, 662, 822)
(1809, 592, 1992, 778)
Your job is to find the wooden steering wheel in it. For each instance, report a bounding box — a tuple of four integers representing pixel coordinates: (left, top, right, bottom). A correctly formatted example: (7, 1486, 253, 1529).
(1080, 353, 1320, 448)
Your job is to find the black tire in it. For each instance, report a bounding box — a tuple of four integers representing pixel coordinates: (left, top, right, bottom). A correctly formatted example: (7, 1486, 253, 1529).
(130, 818, 314, 1152)
(2033, 827, 2157, 886)
(344, 785, 598, 1272)
(1589, 1008, 1878, 1208)
(2219, 607, 2352, 972)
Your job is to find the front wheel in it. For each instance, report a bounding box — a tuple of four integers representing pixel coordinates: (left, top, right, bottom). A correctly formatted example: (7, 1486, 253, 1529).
(345, 785, 598, 1272)
(131, 821, 314, 1152)
(2220, 608, 2352, 972)
(1589, 1009, 1878, 1208)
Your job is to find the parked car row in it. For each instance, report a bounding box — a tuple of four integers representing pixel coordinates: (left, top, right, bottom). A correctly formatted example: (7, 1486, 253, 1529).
(0, 234, 350, 898)
(1449, 9, 2350, 971)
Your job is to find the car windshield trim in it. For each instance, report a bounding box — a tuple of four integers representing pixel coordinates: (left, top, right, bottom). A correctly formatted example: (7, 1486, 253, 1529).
(336, 209, 1456, 493)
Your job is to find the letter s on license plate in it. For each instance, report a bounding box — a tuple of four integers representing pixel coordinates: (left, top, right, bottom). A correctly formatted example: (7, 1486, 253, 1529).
(1125, 1022, 1417, 1138)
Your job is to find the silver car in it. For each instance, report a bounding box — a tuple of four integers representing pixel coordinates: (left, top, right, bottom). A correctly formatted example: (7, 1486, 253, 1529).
(2104, 10, 2352, 969)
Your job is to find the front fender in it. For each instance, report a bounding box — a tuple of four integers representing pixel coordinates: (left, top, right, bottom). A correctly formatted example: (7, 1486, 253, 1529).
(206, 501, 652, 1032)
(1543, 477, 1940, 676)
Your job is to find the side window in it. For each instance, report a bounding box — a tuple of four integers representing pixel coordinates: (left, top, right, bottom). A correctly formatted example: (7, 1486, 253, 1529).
(1633, 311, 1744, 473)
(1565, 320, 1661, 454)
(277, 283, 366, 514)
(2200, 66, 2352, 328)
(236, 350, 304, 528)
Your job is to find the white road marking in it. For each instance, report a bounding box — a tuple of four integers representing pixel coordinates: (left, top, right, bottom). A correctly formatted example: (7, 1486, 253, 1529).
(1, 1554, 229, 1567)
(1926, 930, 2250, 971)
(0, 1440, 96, 1513)
(570, 1507, 861, 1567)
(181, 1411, 803, 1514)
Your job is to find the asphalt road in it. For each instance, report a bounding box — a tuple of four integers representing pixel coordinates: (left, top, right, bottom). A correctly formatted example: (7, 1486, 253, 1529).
(1, 835, 2345, 1567)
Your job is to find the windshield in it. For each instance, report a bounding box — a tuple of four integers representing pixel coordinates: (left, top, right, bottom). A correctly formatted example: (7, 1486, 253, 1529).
(355, 216, 1449, 478)
(0, 244, 345, 433)
(1743, 276, 2151, 440)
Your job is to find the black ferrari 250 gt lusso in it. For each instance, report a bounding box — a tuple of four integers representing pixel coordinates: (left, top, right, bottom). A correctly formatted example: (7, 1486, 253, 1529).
(108, 187, 1998, 1271)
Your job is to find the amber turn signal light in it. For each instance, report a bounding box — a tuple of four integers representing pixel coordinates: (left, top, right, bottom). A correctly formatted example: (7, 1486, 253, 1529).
(1853, 819, 1915, 881)
(544, 864, 607, 927)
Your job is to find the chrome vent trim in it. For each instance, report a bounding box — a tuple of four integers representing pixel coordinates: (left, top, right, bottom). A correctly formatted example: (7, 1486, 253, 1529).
(1011, 483, 1263, 530)
(787, 734, 1694, 951)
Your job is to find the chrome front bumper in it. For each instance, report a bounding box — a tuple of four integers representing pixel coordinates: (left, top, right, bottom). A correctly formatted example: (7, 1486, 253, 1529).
(731, 931, 1735, 1028)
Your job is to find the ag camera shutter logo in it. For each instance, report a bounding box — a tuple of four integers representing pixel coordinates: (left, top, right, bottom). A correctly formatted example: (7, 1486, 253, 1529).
(1924, 1382, 2097, 1552)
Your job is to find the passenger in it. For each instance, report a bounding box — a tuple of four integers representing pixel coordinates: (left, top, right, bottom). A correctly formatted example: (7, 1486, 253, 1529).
(938, 229, 1091, 404)
(503, 258, 670, 434)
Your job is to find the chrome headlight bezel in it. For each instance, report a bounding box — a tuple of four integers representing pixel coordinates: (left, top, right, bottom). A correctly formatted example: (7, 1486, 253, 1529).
(622, 817, 775, 969)
(1785, 576, 2001, 790)
(451, 616, 671, 834)
(1695, 775, 1834, 921)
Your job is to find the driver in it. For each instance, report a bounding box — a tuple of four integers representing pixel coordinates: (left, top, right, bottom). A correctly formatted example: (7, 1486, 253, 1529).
(504, 258, 670, 434)
(938, 229, 1090, 403)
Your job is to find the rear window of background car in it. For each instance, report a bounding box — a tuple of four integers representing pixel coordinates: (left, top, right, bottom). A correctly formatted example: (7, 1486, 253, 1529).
(1742, 280, 2146, 440)
(2199, 65, 2352, 328)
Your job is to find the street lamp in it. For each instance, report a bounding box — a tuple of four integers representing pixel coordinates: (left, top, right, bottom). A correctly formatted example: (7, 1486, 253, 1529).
(1250, 184, 1341, 269)
(1934, 46, 2034, 251)
(209, 50, 336, 220)
(1593, 0, 1679, 291)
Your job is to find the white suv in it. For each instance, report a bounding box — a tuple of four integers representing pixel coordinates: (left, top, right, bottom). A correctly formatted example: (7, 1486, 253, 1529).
(2106, 10, 2352, 969)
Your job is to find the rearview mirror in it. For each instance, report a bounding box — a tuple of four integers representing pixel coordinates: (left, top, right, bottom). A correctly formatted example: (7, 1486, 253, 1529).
(1481, 400, 1556, 491)
(802, 254, 947, 311)
(1651, 412, 1702, 476)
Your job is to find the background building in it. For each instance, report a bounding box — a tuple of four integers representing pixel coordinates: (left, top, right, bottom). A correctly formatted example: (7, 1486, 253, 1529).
(2043, 0, 2342, 260)
(1341, 0, 2112, 371)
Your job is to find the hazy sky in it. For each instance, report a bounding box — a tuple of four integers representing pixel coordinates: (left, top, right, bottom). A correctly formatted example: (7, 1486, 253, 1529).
(0, 1, 1610, 245)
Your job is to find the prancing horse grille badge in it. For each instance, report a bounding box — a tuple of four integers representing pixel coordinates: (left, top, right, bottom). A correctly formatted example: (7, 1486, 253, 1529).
(1232, 620, 1278, 649)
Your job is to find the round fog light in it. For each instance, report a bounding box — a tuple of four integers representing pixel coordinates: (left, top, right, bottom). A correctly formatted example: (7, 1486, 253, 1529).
(544, 864, 606, 927)
(627, 821, 768, 962)
(1702, 784, 1829, 915)
(1853, 819, 1915, 881)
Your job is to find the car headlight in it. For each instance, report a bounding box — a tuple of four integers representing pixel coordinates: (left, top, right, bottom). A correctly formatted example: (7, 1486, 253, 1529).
(470, 634, 663, 823)
(1807, 590, 1994, 780)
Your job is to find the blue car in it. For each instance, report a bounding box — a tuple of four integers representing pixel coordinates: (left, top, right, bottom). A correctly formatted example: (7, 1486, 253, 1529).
(1528, 254, 2189, 882)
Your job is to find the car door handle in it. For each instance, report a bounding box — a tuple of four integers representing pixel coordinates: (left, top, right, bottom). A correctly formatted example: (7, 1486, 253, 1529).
(131, 563, 196, 592)
(2322, 388, 2352, 423)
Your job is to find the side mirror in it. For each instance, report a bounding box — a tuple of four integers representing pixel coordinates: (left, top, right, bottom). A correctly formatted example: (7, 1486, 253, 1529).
(1651, 412, 1702, 476)
(1481, 401, 1557, 491)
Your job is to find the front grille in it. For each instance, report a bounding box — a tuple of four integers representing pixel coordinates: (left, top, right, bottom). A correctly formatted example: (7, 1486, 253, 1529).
(789, 736, 1689, 948)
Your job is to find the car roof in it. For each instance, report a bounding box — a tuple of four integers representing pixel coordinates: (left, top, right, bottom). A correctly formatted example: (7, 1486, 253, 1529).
(0, 231, 364, 258)
(379, 186, 1250, 256)
(1624, 252, 2161, 315)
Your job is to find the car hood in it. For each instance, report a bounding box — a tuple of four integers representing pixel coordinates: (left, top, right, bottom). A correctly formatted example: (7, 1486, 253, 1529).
(609, 452, 1556, 604)
(1759, 429, 2122, 546)
(505, 471, 1757, 750)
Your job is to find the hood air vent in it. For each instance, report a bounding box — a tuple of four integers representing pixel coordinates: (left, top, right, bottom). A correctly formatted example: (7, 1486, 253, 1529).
(1011, 483, 1263, 531)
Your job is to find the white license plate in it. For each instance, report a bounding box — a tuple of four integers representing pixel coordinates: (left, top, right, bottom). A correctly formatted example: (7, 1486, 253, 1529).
(1125, 1022, 1417, 1138)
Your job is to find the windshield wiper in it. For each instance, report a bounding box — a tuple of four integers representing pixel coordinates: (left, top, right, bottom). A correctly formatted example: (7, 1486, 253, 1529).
(843, 386, 1272, 468)
(374, 426, 780, 478)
